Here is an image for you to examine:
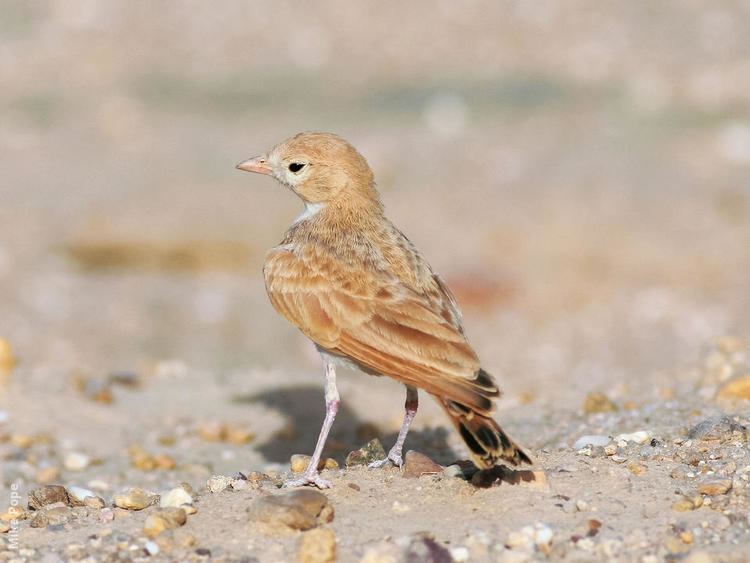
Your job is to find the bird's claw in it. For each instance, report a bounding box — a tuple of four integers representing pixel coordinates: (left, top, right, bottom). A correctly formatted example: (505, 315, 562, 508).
(368, 451, 404, 469)
(283, 473, 332, 489)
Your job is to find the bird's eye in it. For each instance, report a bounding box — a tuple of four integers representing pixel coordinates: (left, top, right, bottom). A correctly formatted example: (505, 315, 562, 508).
(288, 162, 306, 173)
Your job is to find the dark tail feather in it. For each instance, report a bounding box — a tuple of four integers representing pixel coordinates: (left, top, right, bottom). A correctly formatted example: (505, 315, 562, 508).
(436, 371, 532, 468)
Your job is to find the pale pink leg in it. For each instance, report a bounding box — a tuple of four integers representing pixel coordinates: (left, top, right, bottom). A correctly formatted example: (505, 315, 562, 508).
(370, 385, 418, 468)
(284, 362, 339, 489)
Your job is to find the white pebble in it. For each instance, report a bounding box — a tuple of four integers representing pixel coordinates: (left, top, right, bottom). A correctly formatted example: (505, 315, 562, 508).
(450, 546, 470, 562)
(68, 486, 96, 503)
(160, 487, 193, 508)
(206, 475, 232, 494)
(615, 431, 652, 444)
(64, 452, 91, 471)
(144, 541, 159, 555)
(573, 435, 611, 450)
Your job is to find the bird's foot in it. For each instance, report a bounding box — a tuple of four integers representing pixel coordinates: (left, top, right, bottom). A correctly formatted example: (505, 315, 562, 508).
(283, 471, 332, 489)
(368, 450, 404, 469)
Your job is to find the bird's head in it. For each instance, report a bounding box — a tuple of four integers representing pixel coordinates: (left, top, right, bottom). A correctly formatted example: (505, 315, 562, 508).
(236, 132, 380, 210)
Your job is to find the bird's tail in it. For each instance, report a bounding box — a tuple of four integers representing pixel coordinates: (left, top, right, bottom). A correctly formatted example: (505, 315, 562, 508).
(435, 370, 532, 469)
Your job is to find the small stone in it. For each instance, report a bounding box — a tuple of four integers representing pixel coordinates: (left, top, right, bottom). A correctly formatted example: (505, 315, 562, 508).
(29, 511, 49, 528)
(64, 452, 91, 471)
(716, 374, 750, 402)
(35, 466, 60, 484)
(225, 424, 256, 445)
(160, 486, 193, 508)
(583, 392, 617, 414)
(99, 508, 115, 523)
(697, 479, 732, 496)
(298, 528, 336, 563)
(573, 435, 611, 450)
(74, 375, 114, 404)
(144, 541, 160, 556)
(154, 453, 177, 470)
(615, 431, 652, 444)
(197, 420, 226, 442)
(402, 451, 443, 478)
(45, 505, 71, 525)
(246, 490, 334, 531)
(672, 495, 703, 512)
(68, 486, 97, 505)
(84, 496, 106, 509)
(450, 546, 470, 562)
(0, 338, 16, 373)
(0, 521, 10, 533)
(627, 462, 647, 475)
(112, 487, 157, 510)
(680, 530, 694, 544)
(143, 508, 187, 538)
(290, 454, 339, 474)
(665, 537, 691, 555)
(345, 438, 386, 467)
(688, 416, 747, 442)
(206, 475, 233, 494)
(28, 485, 70, 510)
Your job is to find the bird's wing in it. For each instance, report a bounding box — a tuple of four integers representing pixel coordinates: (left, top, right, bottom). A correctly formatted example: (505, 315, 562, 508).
(264, 245, 498, 412)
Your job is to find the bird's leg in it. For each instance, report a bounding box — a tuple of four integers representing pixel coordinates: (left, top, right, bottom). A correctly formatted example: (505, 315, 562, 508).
(369, 385, 418, 469)
(284, 361, 339, 489)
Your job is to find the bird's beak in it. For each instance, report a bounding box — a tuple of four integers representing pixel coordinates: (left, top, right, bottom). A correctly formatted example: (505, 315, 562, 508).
(236, 156, 272, 176)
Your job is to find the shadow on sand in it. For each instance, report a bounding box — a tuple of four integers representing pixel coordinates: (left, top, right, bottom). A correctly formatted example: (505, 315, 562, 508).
(233, 385, 455, 465)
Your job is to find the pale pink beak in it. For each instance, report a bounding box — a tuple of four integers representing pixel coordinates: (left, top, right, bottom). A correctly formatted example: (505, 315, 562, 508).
(236, 156, 272, 176)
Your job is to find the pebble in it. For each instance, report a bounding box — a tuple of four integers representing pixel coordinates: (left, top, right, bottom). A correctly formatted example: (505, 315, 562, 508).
(716, 374, 750, 401)
(627, 462, 647, 475)
(450, 546, 470, 562)
(0, 338, 16, 373)
(246, 490, 334, 531)
(298, 528, 336, 563)
(290, 454, 339, 474)
(672, 495, 703, 512)
(207, 475, 233, 494)
(697, 479, 732, 496)
(573, 435, 611, 450)
(45, 505, 71, 526)
(688, 416, 747, 441)
(143, 507, 187, 538)
(402, 451, 443, 478)
(160, 486, 193, 508)
(144, 541, 160, 556)
(112, 487, 157, 510)
(64, 452, 91, 471)
(67, 486, 96, 504)
(129, 444, 176, 471)
(615, 430, 652, 444)
(35, 466, 60, 484)
(28, 485, 70, 510)
(0, 522, 10, 534)
(583, 392, 617, 414)
(84, 496, 106, 509)
(345, 438, 386, 467)
(29, 511, 49, 528)
(99, 508, 115, 523)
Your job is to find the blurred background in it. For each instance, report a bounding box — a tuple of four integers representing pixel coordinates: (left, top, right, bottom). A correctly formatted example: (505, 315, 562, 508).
(1, 0, 749, 423)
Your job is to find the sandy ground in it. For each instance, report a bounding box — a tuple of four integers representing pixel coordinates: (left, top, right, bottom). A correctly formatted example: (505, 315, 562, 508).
(1, 1, 750, 561)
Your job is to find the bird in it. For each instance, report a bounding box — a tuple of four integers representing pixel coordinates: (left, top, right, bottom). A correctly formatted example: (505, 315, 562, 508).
(236, 132, 531, 488)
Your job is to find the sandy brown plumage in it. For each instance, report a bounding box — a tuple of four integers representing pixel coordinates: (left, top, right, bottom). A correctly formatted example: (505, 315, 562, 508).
(237, 132, 531, 487)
